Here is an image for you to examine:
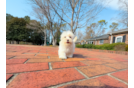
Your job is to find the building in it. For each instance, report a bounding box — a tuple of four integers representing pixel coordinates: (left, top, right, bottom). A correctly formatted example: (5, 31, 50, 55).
(85, 28, 128, 45)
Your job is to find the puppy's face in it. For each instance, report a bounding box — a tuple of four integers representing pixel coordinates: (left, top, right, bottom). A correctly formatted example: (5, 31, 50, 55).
(60, 31, 74, 45)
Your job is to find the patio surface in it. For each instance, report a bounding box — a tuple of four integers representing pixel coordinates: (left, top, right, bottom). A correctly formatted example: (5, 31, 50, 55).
(6, 44, 128, 88)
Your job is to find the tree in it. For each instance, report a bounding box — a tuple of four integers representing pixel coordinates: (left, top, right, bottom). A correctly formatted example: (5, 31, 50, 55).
(6, 13, 14, 22)
(98, 20, 107, 35)
(84, 23, 96, 40)
(29, 0, 65, 46)
(28, 30, 44, 45)
(6, 17, 29, 44)
(6, 13, 14, 33)
(29, 0, 104, 46)
(24, 16, 30, 23)
(31, 7, 48, 46)
(26, 20, 45, 45)
(84, 20, 107, 40)
(76, 30, 83, 41)
(109, 22, 119, 32)
(49, 0, 104, 33)
(117, 0, 128, 27)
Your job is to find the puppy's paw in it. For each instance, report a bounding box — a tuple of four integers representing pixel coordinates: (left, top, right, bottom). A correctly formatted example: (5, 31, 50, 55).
(73, 36, 77, 42)
(67, 55, 73, 58)
(59, 56, 67, 59)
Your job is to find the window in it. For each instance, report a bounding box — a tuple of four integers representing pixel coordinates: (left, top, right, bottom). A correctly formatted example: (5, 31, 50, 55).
(99, 40, 104, 44)
(115, 36, 123, 43)
(89, 41, 93, 44)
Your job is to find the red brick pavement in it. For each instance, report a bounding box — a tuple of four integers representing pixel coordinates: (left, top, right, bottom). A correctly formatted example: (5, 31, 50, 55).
(111, 70, 128, 83)
(6, 44, 128, 88)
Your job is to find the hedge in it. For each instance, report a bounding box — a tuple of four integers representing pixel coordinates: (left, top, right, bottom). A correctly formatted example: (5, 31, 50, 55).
(76, 43, 128, 51)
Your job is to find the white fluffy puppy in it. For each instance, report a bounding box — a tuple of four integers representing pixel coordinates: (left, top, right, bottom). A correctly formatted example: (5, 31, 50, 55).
(58, 31, 77, 59)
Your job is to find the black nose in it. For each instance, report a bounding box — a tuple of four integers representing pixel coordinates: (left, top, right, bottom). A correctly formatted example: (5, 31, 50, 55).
(67, 40, 69, 42)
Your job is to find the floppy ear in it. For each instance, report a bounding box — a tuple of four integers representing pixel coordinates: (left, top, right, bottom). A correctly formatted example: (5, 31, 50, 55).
(73, 36, 77, 42)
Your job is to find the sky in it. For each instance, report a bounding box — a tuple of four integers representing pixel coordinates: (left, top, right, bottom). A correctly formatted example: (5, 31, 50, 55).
(6, 0, 128, 35)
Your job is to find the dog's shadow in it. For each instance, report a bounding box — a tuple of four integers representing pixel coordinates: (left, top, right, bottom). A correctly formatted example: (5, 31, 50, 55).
(73, 54, 88, 58)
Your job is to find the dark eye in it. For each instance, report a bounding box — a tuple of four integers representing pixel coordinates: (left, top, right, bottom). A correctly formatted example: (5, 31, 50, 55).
(69, 36, 71, 38)
(64, 36, 66, 38)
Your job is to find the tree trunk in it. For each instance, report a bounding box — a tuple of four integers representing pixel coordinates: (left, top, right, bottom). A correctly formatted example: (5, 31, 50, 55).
(44, 30, 46, 46)
(18, 41, 19, 44)
(11, 41, 14, 44)
(10, 40, 11, 44)
(52, 38, 56, 46)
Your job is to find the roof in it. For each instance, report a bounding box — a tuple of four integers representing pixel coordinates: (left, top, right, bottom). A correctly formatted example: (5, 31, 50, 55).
(75, 40, 81, 43)
(86, 34, 109, 41)
(86, 28, 128, 41)
(108, 28, 128, 34)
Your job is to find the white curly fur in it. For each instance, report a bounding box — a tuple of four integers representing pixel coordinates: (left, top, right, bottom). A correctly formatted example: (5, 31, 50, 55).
(58, 31, 77, 59)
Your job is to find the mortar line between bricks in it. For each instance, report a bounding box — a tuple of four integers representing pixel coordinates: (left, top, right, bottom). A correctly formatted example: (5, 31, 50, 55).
(34, 53, 38, 56)
(108, 74, 128, 85)
(9, 56, 16, 59)
(74, 67, 89, 79)
(24, 59, 29, 64)
(6, 73, 19, 87)
(49, 62, 53, 70)
(34, 51, 40, 56)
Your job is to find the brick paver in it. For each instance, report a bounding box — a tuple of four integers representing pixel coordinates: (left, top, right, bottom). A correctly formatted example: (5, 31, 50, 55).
(52, 61, 87, 69)
(77, 65, 116, 77)
(85, 58, 101, 61)
(6, 55, 15, 59)
(6, 63, 49, 73)
(6, 44, 128, 88)
(59, 76, 128, 88)
(105, 62, 128, 70)
(97, 75, 128, 88)
(59, 78, 105, 88)
(111, 57, 128, 62)
(65, 58, 86, 61)
(111, 70, 128, 83)
(101, 59, 119, 63)
(27, 58, 63, 63)
(6, 59, 28, 65)
(7, 68, 85, 88)
(81, 60, 106, 65)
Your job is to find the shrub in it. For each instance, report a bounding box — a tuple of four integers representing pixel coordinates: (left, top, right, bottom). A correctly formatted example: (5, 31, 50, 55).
(114, 44, 126, 51)
(76, 44, 83, 48)
(83, 44, 87, 48)
(49, 45, 53, 46)
(125, 45, 128, 51)
(82, 44, 93, 48)
(76, 42, 127, 51)
(19, 41, 25, 44)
